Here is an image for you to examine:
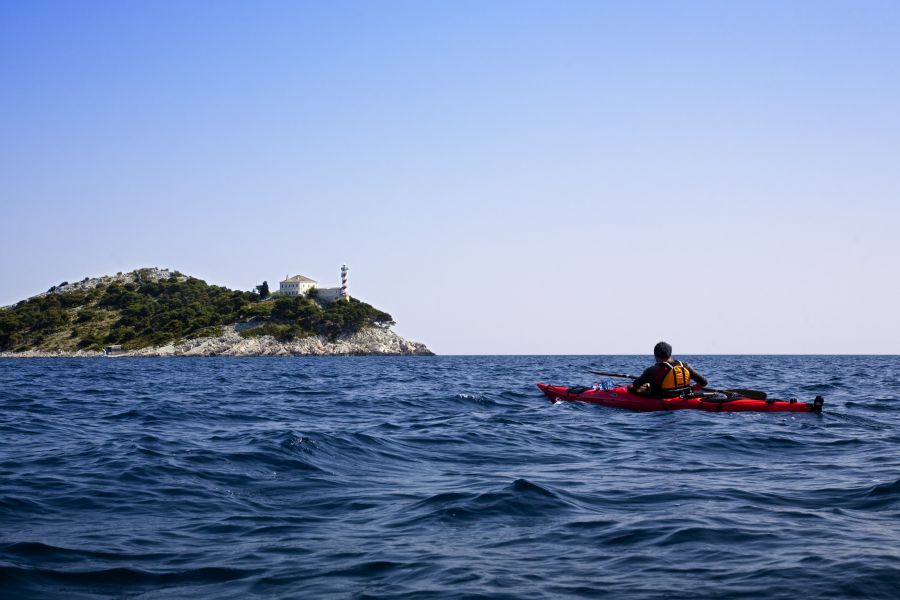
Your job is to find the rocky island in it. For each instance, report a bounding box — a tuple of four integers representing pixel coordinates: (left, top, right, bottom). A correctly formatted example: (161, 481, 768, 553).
(0, 268, 432, 357)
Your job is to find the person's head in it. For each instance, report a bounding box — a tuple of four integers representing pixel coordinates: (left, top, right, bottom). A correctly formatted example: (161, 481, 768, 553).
(653, 341, 672, 362)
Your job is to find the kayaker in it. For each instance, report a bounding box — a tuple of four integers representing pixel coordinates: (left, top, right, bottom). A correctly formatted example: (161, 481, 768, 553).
(628, 341, 708, 397)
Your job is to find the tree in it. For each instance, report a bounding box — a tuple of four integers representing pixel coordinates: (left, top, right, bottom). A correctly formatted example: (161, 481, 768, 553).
(256, 281, 270, 298)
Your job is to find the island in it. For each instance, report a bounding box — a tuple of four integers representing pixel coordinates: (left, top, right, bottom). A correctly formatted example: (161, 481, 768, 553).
(0, 268, 433, 357)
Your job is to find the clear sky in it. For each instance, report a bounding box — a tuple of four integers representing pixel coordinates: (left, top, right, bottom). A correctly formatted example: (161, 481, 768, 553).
(2, 1, 898, 354)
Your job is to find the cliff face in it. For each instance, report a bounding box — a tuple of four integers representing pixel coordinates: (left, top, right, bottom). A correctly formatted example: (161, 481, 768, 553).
(134, 325, 433, 357)
(0, 325, 433, 357)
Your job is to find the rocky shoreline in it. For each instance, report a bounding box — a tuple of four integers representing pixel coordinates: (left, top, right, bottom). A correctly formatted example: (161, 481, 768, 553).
(0, 325, 433, 358)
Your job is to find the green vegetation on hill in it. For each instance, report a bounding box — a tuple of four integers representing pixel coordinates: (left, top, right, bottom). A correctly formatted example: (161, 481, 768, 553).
(240, 295, 395, 342)
(0, 270, 395, 352)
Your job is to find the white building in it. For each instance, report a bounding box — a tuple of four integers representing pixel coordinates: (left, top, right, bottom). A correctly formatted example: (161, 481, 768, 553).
(279, 274, 317, 297)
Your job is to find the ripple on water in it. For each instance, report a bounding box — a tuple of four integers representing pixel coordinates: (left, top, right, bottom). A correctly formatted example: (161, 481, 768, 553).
(0, 355, 899, 599)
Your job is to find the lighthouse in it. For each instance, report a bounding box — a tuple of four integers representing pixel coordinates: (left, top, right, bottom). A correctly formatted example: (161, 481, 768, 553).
(340, 264, 349, 301)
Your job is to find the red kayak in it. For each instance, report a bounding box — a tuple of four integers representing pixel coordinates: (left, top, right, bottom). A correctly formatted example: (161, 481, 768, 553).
(537, 383, 824, 413)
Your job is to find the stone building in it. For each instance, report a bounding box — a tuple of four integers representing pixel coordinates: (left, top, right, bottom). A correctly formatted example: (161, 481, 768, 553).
(314, 287, 344, 303)
(279, 274, 317, 297)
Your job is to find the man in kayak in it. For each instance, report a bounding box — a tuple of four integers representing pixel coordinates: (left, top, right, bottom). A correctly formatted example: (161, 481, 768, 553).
(628, 341, 708, 397)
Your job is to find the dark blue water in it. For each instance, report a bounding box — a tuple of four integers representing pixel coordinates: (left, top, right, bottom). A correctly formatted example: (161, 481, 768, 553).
(1, 356, 899, 599)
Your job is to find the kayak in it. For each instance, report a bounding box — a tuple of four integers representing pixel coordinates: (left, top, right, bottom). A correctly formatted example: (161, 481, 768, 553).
(537, 383, 824, 413)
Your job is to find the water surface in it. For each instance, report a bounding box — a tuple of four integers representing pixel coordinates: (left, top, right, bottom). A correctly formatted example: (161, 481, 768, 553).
(1, 355, 898, 599)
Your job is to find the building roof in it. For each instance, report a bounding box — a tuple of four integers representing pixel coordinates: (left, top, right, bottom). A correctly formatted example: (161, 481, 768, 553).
(281, 274, 317, 284)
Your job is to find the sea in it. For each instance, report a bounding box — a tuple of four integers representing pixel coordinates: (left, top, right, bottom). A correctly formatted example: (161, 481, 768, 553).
(1, 355, 898, 599)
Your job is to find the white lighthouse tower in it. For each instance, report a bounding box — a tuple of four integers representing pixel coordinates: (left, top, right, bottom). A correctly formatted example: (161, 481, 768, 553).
(340, 264, 349, 301)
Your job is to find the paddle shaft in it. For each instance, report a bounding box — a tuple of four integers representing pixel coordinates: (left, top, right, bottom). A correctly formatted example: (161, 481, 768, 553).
(587, 370, 639, 379)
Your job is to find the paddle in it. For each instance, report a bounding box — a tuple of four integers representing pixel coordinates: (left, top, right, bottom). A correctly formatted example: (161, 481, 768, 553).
(587, 370, 640, 380)
(585, 369, 768, 400)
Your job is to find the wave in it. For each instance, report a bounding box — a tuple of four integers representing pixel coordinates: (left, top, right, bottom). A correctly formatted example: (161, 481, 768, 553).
(394, 479, 573, 527)
(0, 564, 255, 587)
(2, 355, 900, 599)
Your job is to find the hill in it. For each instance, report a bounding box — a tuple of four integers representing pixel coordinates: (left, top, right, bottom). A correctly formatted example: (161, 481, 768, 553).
(0, 268, 427, 355)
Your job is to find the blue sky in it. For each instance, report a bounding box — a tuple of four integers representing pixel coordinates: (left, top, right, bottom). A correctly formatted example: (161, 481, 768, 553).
(2, 1, 898, 354)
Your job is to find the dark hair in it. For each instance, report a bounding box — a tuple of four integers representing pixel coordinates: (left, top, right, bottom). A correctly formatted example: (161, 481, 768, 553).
(654, 341, 672, 359)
